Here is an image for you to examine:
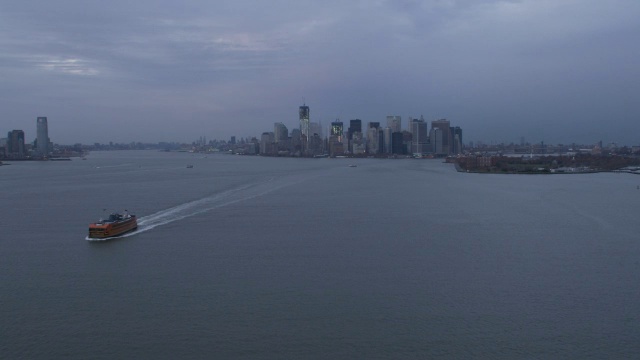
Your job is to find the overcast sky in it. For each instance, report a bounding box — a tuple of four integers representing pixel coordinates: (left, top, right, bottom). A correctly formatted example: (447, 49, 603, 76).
(1, 0, 639, 145)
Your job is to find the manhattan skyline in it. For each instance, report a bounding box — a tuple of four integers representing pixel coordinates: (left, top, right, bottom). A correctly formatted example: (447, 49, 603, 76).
(1, 1, 639, 145)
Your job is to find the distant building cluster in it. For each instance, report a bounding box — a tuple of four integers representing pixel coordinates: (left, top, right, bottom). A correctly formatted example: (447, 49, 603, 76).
(1, 117, 53, 159)
(455, 153, 640, 174)
(5, 107, 637, 162)
(258, 104, 464, 158)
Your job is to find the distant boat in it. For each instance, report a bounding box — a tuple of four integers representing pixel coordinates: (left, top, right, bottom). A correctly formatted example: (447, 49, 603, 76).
(187, 164, 194, 168)
(88, 212, 137, 240)
(348, 164, 357, 168)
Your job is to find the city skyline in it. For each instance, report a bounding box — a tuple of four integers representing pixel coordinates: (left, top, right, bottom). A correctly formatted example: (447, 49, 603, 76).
(2, 110, 637, 150)
(1, 1, 639, 145)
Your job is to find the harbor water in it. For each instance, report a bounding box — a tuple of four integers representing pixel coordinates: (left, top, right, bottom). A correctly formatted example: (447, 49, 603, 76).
(1, 150, 640, 359)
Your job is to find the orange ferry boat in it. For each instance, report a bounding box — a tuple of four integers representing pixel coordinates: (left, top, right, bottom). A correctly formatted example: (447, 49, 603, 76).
(88, 212, 137, 239)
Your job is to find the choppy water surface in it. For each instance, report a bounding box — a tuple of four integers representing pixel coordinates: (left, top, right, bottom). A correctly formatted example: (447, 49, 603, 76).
(2, 151, 639, 359)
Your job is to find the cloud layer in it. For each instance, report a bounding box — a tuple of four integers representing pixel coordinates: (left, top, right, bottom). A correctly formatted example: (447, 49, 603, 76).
(1, 0, 639, 145)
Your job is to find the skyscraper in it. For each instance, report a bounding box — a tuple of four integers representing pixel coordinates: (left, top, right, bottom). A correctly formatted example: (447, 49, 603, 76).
(331, 121, 343, 140)
(329, 121, 344, 157)
(309, 122, 322, 138)
(391, 132, 404, 154)
(36, 116, 50, 156)
(451, 126, 463, 154)
(7, 130, 25, 157)
(347, 119, 362, 153)
(366, 127, 380, 154)
(386, 116, 401, 133)
(0, 137, 6, 157)
(299, 104, 310, 140)
(274, 122, 288, 143)
(431, 119, 451, 155)
(347, 119, 362, 140)
(410, 116, 429, 155)
(260, 132, 275, 155)
(383, 127, 392, 154)
(430, 127, 443, 154)
(367, 122, 383, 155)
(288, 129, 302, 154)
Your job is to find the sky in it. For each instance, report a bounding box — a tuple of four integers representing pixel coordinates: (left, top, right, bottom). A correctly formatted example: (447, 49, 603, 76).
(1, 0, 639, 145)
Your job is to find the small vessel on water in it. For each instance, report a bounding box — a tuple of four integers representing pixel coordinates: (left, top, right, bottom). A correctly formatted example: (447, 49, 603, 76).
(88, 211, 137, 239)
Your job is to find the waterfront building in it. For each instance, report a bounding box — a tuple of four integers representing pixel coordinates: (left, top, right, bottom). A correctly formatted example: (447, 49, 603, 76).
(391, 132, 404, 155)
(0, 137, 6, 157)
(347, 119, 362, 140)
(36, 117, 50, 156)
(386, 116, 401, 133)
(290, 129, 302, 154)
(431, 119, 451, 155)
(308, 133, 324, 156)
(351, 132, 366, 155)
(274, 123, 291, 152)
(330, 121, 343, 140)
(274, 123, 288, 143)
(245, 137, 258, 155)
(410, 116, 429, 155)
(7, 130, 25, 157)
(260, 132, 275, 155)
(430, 127, 443, 155)
(366, 122, 382, 154)
(328, 137, 344, 157)
(402, 131, 412, 155)
(451, 126, 463, 155)
(366, 127, 380, 154)
(347, 119, 362, 153)
(309, 122, 322, 138)
(383, 127, 392, 154)
(330, 120, 344, 156)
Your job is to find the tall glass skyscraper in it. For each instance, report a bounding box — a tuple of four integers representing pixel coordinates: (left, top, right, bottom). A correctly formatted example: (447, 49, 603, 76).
(36, 117, 50, 156)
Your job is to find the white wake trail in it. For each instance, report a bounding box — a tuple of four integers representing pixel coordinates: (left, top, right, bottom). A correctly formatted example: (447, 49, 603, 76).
(86, 173, 318, 241)
(134, 182, 257, 232)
